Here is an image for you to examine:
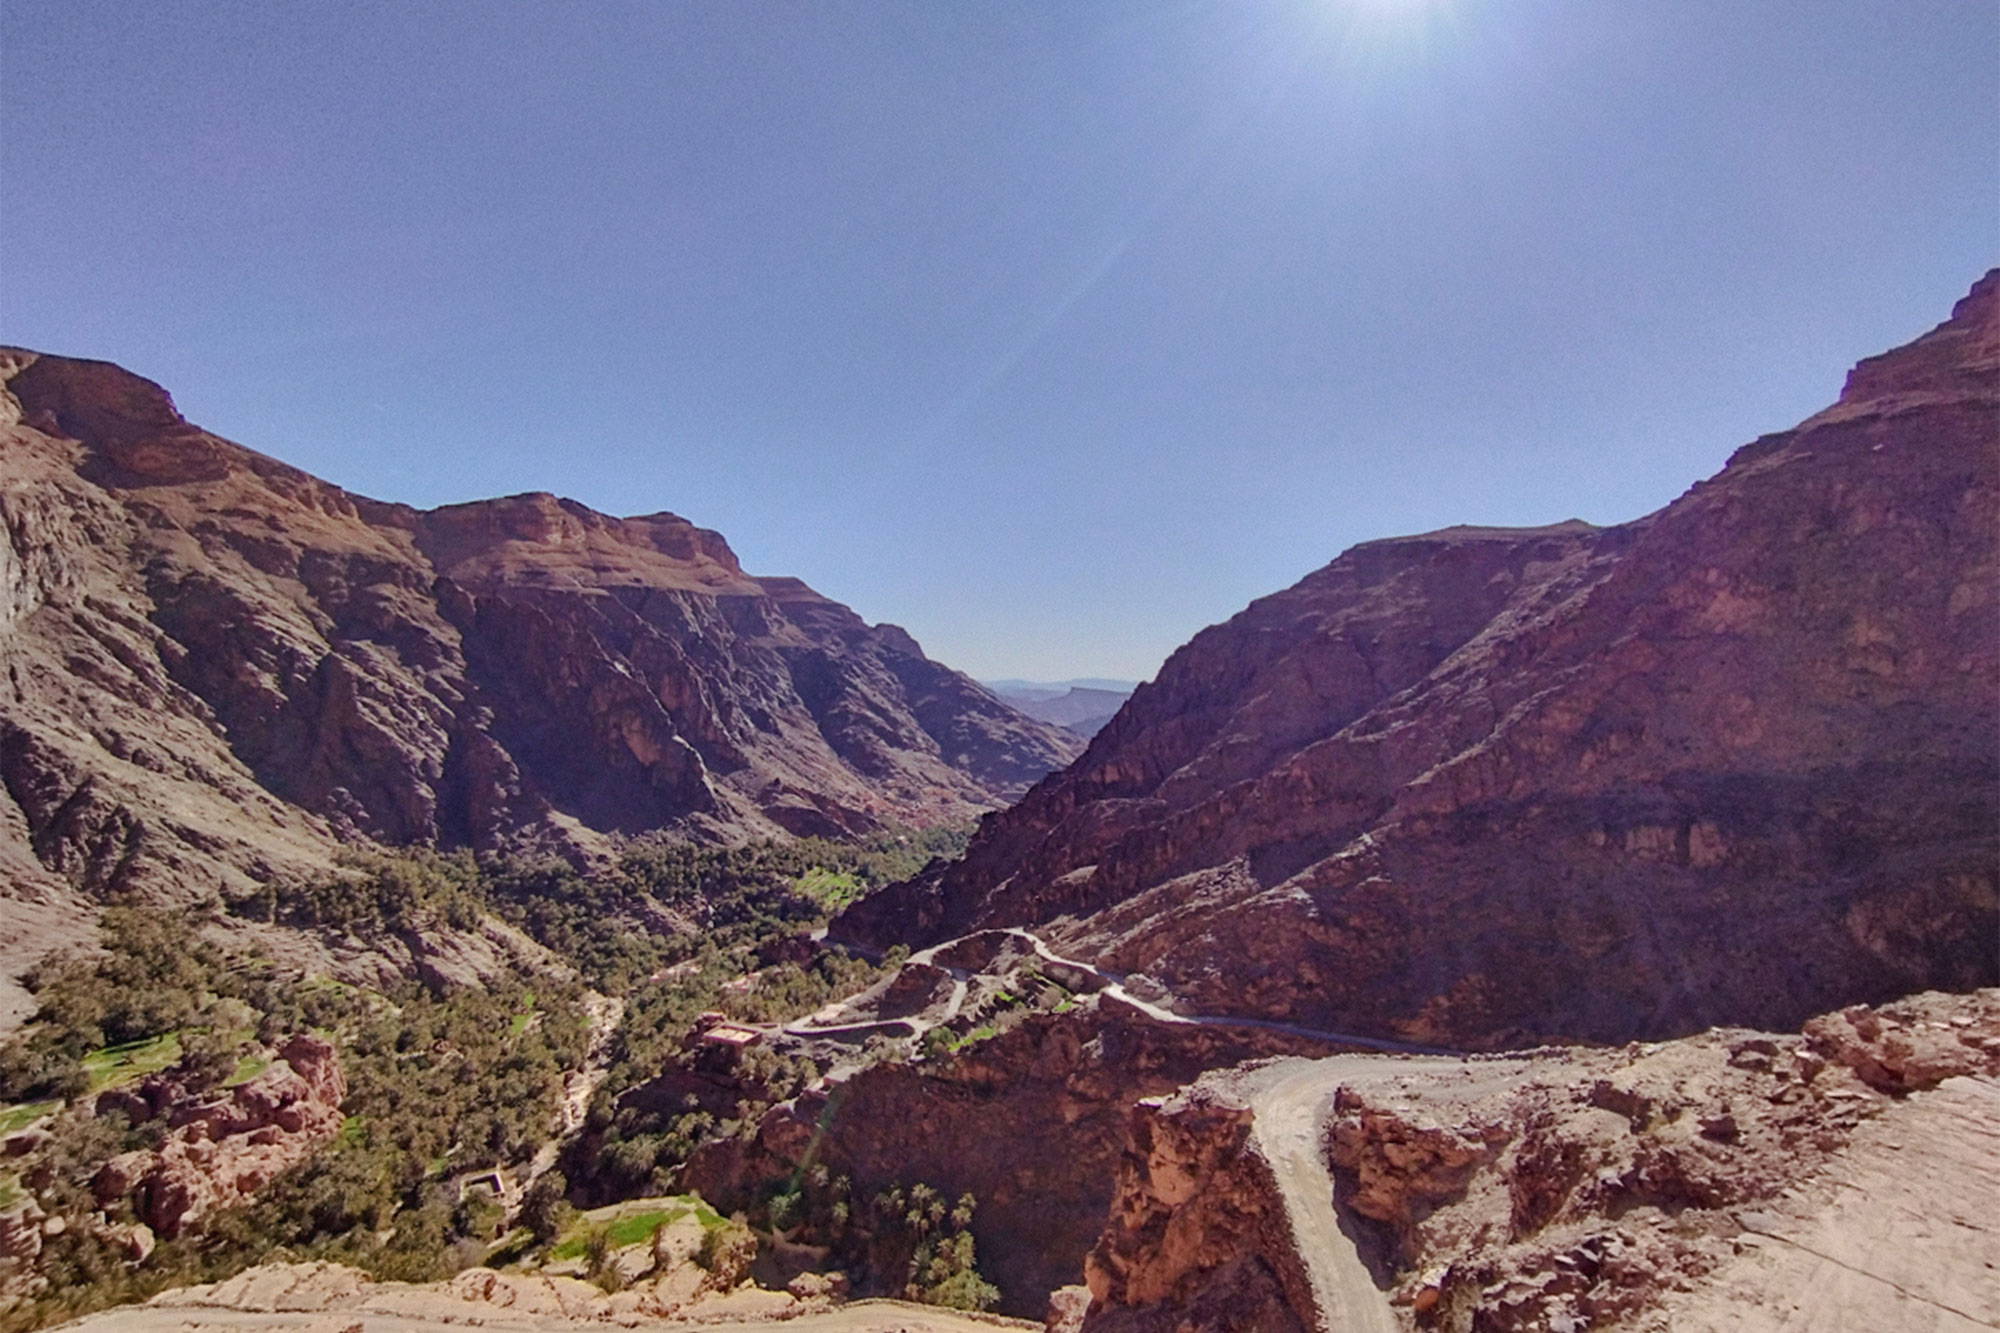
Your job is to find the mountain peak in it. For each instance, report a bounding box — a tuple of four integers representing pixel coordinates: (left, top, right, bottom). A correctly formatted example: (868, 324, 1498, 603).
(1830, 268, 2000, 418)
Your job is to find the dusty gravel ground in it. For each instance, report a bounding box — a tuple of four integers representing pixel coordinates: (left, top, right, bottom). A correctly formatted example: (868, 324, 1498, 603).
(54, 1279, 1037, 1333)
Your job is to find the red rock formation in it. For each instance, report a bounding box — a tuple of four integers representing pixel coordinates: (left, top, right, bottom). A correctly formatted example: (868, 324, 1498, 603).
(1077, 990, 2000, 1332)
(681, 1003, 1342, 1315)
(1082, 1090, 1313, 1333)
(91, 1035, 347, 1238)
(840, 273, 2000, 1048)
(0, 349, 1079, 916)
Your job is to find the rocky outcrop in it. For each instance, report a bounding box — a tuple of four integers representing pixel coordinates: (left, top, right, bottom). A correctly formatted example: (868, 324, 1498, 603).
(0, 346, 1077, 930)
(840, 273, 2000, 1049)
(52, 1259, 1008, 1331)
(1082, 1090, 1311, 1333)
(1078, 990, 2000, 1332)
(0, 1198, 45, 1278)
(682, 1003, 1345, 1316)
(90, 1035, 347, 1238)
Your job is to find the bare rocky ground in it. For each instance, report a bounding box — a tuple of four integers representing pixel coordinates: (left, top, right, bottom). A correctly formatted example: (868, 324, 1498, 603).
(1077, 988, 2000, 1332)
(49, 1259, 1035, 1332)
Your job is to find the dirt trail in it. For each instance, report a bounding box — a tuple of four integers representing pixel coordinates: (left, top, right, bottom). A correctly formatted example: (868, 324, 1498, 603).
(784, 926, 1449, 1055)
(521, 989, 624, 1199)
(998, 929, 1454, 1056)
(781, 973, 970, 1041)
(1239, 1059, 1401, 1333)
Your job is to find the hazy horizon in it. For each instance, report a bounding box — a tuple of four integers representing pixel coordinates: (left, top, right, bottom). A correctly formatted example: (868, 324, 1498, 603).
(3, 0, 1994, 681)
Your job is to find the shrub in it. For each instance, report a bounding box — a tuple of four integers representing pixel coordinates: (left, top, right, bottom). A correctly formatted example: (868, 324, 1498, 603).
(697, 1215, 758, 1287)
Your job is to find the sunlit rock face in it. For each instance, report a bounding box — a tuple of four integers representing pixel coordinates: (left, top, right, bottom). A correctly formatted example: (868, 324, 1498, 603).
(0, 347, 1080, 908)
(1077, 989, 2000, 1333)
(840, 272, 2000, 1049)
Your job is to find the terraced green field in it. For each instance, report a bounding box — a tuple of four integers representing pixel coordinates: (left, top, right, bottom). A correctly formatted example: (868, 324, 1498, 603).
(548, 1194, 725, 1260)
(0, 1100, 59, 1136)
(83, 1033, 182, 1093)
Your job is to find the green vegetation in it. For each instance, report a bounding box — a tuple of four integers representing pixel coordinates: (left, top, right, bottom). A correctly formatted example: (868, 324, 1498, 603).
(0, 1101, 58, 1136)
(749, 1167, 998, 1311)
(922, 1024, 996, 1057)
(794, 867, 863, 909)
(240, 825, 962, 1001)
(0, 903, 593, 1331)
(0, 905, 254, 1105)
(871, 1182, 998, 1311)
(600, 1208, 673, 1250)
(546, 1194, 723, 1260)
(82, 1033, 183, 1093)
(0, 824, 977, 1330)
(222, 1053, 271, 1088)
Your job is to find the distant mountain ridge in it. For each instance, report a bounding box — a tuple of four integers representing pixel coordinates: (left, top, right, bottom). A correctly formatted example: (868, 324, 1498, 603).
(982, 677, 1141, 698)
(983, 680, 1137, 738)
(842, 271, 2000, 1048)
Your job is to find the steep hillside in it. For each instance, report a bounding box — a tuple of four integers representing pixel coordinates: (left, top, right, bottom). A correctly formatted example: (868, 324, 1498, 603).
(0, 349, 1079, 934)
(840, 272, 2000, 1048)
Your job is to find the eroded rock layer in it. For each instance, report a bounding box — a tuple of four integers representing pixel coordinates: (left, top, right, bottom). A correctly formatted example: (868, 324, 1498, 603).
(1077, 989, 2000, 1332)
(841, 273, 2000, 1048)
(682, 1002, 1344, 1315)
(0, 348, 1079, 917)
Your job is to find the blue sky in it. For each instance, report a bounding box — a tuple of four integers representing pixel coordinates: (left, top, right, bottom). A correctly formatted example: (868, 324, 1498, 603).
(3, 1, 1993, 680)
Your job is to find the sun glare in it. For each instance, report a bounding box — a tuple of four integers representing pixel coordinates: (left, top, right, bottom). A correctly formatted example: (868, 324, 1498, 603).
(1328, 0, 1458, 64)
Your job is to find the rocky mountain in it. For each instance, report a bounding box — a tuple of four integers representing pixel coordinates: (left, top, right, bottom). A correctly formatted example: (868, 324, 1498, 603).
(840, 272, 2000, 1049)
(0, 348, 1079, 944)
(9, 276, 1999, 1333)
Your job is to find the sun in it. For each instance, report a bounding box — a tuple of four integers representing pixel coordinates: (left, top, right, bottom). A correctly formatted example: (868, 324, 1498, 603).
(1332, 0, 1456, 52)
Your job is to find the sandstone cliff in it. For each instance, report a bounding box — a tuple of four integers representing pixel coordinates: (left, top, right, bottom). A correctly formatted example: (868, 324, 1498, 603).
(1076, 989, 2000, 1332)
(0, 348, 1078, 932)
(840, 273, 2000, 1048)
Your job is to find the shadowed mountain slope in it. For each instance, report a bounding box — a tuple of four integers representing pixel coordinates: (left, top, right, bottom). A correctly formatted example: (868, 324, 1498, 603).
(840, 272, 2000, 1049)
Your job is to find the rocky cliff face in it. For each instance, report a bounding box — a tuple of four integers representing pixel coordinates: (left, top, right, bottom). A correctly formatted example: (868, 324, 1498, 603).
(1076, 989, 2000, 1332)
(681, 1002, 1339, 1315)
(0, 349, 1078, 925)
(841, 273, 2000, 1048)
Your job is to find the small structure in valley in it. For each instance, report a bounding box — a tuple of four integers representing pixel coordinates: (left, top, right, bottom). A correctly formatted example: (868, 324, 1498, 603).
(454, 1168, 517, 1208)
(691, 1011, 763, 1050)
